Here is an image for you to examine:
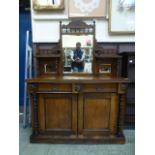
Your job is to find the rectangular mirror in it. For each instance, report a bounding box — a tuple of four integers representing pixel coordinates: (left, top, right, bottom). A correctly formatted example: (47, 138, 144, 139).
(62, 35, 93, 73)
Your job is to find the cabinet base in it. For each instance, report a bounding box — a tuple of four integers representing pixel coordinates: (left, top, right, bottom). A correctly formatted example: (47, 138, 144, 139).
(30, 134, 125, 144)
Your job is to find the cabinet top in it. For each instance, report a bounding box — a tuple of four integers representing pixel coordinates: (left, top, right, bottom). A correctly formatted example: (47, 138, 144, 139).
(26, 76, 129, 84)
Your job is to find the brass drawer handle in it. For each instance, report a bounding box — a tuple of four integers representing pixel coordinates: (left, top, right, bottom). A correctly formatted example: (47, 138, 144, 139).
(74, 84, 81, 92)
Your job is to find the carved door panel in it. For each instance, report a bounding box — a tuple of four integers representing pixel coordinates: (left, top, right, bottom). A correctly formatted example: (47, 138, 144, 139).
(78, 93, 118, 136)
(38, 93, 77, 136)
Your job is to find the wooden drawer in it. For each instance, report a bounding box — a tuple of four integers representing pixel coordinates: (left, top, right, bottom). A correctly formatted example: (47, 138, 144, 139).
(38, 83, 72, 92)
(82, 84, 117, 92)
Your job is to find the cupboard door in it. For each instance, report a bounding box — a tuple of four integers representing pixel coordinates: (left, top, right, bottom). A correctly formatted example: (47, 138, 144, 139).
(38, 93, 77, 136)
(78, 93, 118, 136)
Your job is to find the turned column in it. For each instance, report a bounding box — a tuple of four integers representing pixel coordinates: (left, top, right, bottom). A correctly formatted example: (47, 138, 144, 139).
(118, 94, 126, 137)
(28, 84, 39, 135)
(117, 83, 127, 137)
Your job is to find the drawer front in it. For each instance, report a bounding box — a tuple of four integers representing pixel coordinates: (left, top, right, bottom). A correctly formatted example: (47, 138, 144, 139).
(38, 84, 72, 92)
(82, 84, 117, 92)
(38, 83, 117, 93)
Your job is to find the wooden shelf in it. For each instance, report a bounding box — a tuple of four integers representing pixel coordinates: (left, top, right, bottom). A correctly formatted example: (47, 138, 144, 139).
(35, 54, 61, 58)
(94, 54, 122, 58)
(95, 48, 117, 51)
(38, 48, 61, 51)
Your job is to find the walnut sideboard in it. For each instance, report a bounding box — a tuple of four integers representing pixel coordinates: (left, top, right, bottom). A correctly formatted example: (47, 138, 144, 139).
(26, 76, 128, 144)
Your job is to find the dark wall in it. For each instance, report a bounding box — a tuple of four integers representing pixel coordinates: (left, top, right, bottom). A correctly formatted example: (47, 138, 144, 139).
(19, 10, 31, 106)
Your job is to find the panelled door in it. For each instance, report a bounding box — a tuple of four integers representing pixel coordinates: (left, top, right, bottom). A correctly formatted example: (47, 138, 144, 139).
(37, 92, 118, 137)
(78, 93, 119, 136)
(38, 93, 77, 136)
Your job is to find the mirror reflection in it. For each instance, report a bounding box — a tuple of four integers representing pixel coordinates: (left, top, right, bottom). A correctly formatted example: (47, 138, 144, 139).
(62, 35, 93, 73)
(99, 64, 112, 74)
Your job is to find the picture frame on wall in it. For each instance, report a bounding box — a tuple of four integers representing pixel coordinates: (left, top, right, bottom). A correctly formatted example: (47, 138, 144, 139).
(69, 0, 107, 18)
(109, 0, 135, 35)
(33, 0, 64, 11)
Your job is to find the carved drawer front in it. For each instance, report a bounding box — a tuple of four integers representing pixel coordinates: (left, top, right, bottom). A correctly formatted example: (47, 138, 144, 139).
(82, 84, 117, 92)
(38, 83, 72, 92)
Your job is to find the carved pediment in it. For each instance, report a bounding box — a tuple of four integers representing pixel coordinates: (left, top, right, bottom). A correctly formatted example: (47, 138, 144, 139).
(61, 20, 94, 29)
(60, 20, 95, 34)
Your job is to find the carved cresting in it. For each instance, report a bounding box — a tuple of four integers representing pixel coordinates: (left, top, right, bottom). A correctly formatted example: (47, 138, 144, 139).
(28, 84, 39, 135)
(60, 20, 95, 35)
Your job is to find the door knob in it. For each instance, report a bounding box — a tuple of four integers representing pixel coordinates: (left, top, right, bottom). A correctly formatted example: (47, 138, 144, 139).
(74, 84, 81, 92)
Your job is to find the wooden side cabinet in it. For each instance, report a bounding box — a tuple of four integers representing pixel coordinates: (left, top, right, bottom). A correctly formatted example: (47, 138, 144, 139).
(27, 77, 128, 144)
(27, 21, 129, 144)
